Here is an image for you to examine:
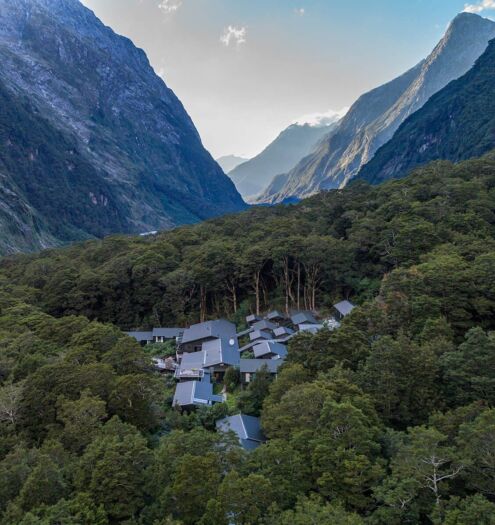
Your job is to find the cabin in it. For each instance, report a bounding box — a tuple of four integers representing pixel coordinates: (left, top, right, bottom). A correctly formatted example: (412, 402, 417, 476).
(173, 378, 223, 409)
(152, 327, 182, 343)
(332, 300, 356, 321)
(246, 314, 261, 326)
(178, 319, 237, 354)
(249, 330, 273, 343)
(291, 311, 318, 327)
(273, 326, 295, 340)
(252, 341, 288, 359)
(175, 338, 240, 382)
(266, 310, 287, 323)
(125, 331, 153, 346)
(298, 323, 324, 334)
(216, 414, 265, 450)
(240, 359, 283, 385)
(251, 319, 278, 332)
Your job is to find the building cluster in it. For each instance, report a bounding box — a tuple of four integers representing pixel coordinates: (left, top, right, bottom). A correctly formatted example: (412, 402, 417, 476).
(126, 301, 355, 449)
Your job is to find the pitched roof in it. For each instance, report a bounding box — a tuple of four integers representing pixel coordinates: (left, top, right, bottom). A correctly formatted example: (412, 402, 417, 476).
(152, 328, 182, 338)
(298, 323, 324, 334)
(249, 330, 273, 342)
(333, 300, 356, 317)
(266, 310, 286, 320)
(176, 339, 240, 378)
(126, 331, 153, 342)
(246, 314, 261, 324)
(201, 338, 240, 367)
(252, 319, 278, 332)
(239, 359, 283, 374)
(273, 326, 294, 337)
(291, 311, 318, 325)
(216, 414, 265, 449)
(253, 341, 288, 359)
(181, 319, 237, 344)
(173, 379, 223, 407)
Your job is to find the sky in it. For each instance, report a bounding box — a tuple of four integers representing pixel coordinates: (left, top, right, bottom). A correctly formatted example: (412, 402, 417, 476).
(80, 0, 495, 159)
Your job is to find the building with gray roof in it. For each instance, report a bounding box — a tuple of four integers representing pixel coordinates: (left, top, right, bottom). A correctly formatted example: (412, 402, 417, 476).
(175, 338, 240, 381)
(273, 326, 294, 338)
(333, 300, 356, 320)
(252, 341, 288, 359)
(152, 328, 182, 343)
(249, 330, 273, 343)
(126, 331, 153, 345)
(240, 359, 283, 385)
(216, 414, 265, 450)
(179, 319, 237, 353)
(246, 314, 261, 325)
(291, 311, 318, 326)
(173, 378, 223, 408)
(266, 310, 286, 322)
(251, 319, 278, 332)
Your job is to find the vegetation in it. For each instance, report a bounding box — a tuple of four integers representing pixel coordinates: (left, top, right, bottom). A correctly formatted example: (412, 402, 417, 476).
(0, 155, 495, 523)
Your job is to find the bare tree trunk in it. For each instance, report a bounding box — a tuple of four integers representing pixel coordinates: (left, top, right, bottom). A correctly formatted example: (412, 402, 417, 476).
(297, 262, 301, 311)
(200, 285, 207, 322)
(254, 271, 261, 315)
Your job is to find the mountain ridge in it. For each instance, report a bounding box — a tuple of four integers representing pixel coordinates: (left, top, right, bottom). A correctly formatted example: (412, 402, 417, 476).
(357, 37, 495, 184)
(257, 12, 495, 204)
(0, 0, 245, 254)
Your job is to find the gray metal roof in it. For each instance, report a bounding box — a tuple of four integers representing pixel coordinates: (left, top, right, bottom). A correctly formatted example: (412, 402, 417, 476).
(298, 323, 324, 334)
(126, 331, 153, 342)
(152, 328, 182, 338)
(216, 414, 264, 449)
(291, 311, 318, 326)
(246, 314, 261, 324)
(252, 319, 278, 332)
(173, 379, 223, 407)
(273, 326, 294, 337)
(333, 300, 356, 317)
(249, 330, 273, 342)
(239, 359, 283, 374)
(253, 341, 288, 359)
(181, 319, 237, 344)
(266, 310, 286, 321)
(201, 338, 240, 367)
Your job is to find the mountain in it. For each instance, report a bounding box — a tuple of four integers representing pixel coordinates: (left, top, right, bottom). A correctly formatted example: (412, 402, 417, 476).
(357, 39, 495, 184)
(229, 120, 340, 201)
(0, 0, 245, 255)
(258, 13, 495, 204)
(216, 155, 249, 174)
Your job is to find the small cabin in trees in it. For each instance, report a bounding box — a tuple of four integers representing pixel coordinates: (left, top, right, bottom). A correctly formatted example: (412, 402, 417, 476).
(216, 414, 265, 450)
(239, 359, 283, 386)
(332, 300, 356, 321)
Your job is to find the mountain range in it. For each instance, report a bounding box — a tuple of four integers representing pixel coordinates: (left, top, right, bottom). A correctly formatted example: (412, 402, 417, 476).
(256, 13, 495, 203)
(216, 155, 249, 174)
(229, 119, 341, 201)
(0, 0, 245, 254)
(357, 38, 495, 184)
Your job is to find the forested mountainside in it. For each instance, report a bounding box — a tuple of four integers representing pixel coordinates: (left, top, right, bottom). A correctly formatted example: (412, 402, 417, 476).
(257, 12, 495, 204)
(229, 120, 339, 201)
(1, 154, 495, 523)
(0, 0, 245, 255)
(357, 38, 495, 185)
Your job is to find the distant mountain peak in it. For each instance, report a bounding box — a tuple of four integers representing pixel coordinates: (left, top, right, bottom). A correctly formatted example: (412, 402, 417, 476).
(258, 12, 495, 204)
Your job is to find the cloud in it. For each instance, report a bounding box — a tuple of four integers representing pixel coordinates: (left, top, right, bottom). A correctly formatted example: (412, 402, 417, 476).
(220, 25, 247, 47)
(158, 0, 182, 14)
(293, 107, 349, 127)
(294, 7, 305, 16)
(463, 0, 495, 13)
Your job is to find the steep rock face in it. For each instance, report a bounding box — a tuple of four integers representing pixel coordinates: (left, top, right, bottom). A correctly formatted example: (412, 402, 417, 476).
(259, 13, 495, 203)
(357, 39, 495, 184)
(230, 120, 339, 201)
(0, 0, 245, 254)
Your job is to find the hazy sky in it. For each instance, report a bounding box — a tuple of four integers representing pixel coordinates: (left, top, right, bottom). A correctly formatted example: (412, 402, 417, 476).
(80, 0, 495, 159)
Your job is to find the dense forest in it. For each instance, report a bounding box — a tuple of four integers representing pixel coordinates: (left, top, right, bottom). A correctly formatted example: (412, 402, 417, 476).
(1, 154, 495, 523)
